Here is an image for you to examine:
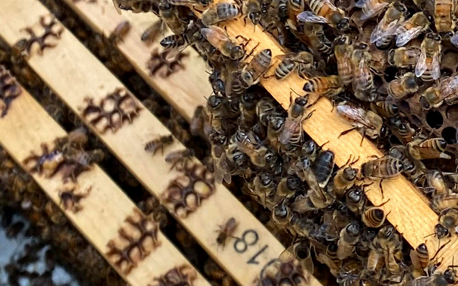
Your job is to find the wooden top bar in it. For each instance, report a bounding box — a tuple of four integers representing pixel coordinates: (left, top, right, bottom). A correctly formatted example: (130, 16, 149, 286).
(63, 0, 211, 122)
(0, 81, 209, 286)
(0, 1, 321, 285)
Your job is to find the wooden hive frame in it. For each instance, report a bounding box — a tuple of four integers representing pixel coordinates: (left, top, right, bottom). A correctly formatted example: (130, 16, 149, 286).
(0, 1, 322, 286)
(0, 76, 210, 286)
(59, 0, 457, 270)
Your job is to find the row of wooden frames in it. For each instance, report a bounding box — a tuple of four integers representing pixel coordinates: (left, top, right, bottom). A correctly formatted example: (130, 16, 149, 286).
(0, 0, 454, 286)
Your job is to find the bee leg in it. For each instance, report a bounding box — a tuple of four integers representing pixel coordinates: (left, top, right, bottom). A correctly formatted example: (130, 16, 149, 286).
(360, 129, 366, 147)
(374, 198, 390, 207)
(379, 179, 385, 199)
(338, 127, 357, 138)
(305, 96, 324, 108)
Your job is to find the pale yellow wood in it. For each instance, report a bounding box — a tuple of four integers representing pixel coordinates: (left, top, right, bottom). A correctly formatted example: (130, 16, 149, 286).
(0, 85, 209, 286)
(63, 0, 211, 122)
(0, 1, 322, 285)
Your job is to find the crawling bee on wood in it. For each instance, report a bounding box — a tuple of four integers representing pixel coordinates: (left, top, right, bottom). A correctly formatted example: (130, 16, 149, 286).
(216, 217, 238, 248)
(165, 149, 195, 169)
(145, 135, 174, 155)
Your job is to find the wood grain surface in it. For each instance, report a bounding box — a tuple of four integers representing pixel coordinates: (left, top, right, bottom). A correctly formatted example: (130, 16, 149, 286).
(0, 83, 209, 286)
(0, 1, 322, 285)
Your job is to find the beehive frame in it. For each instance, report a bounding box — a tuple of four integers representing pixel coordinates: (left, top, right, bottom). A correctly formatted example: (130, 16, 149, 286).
(0, 0, 455, 285)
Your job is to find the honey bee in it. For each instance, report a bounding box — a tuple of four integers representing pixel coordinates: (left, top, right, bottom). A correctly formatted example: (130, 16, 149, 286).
(434, 0, 456, 33)
(274, 51, 314, 80)
(303, 75, 344, 99)
(419, 74, 458, 109)
(168, 0, 212, 8)
(313, 150, 335, 188)
(361, 156, 404, 197)
(276, 175, 302, 199)
(337, 221, 360, 260)
(439, 208, 458, 235)
(111, 0, 157, 14)
(144, 135, 174, 155)
(240, 49, 272, 88)
(388, 116, 416, 144)
(242, 0, 262, 26)
(108, 21, 131, 44)
(202, 3, 241, 26)
(410, 241, 450, 277)
(297, 0, 350, 32)
(388, 46, 421, 69)
(256, 97, 277, 125)
(345, 185, 368, 214)
(317, 244, 341, 276)
(216, 217, 238, 247)
(407, 138, 451, 160)
(387, 72, 419, 99)
(165, 149, 195, 169)
(423, 170, 449, 196)
(279, 95, 312, 146)
(406, 266, 458, 286)
(272, 200, 293, 226)
(336, 102, 385, 146)
(431, 193, 458, 214)
(201, 26, 245, 60)
(362, 203, 389, 228)
(267, 115, 285, 150)
(233, 129, 267, 167)
(280, 239, 314, 273)
(370, 2, 406, 48)
(396, 12, 430, 47)
(158, 0, 187, 35)
(141, 21, 162, 44)
(332, 156, 359, 197)
(334, 35, 354, 86)
(370, 101, 399, 118)
(352, 44, 377, 102)
(416, 33, 442, 82)
(355, 0, 393, 21)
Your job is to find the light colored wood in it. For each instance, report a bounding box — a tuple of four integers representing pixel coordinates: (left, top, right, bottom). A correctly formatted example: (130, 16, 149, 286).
(0, 1, 322, 285)
(63, 0, 211, 122)
(0, 84, 209, 286)
(189, 10, 458, 269)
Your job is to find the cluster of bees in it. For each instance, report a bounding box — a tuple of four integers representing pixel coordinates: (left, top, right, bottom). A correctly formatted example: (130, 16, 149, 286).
(109, 0, 458, 284)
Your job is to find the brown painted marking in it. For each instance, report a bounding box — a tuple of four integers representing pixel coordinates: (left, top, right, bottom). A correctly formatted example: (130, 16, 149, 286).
(81, 87, 142, 134)
(147, 48, 189, 78)
(106, 208, 161, 275)
(0, 65, 22, 117)
(149, 265, 198, 286)
(58, 184, 92, 213)
(161, 161, 215, 218)
(21, 15, 64, 56)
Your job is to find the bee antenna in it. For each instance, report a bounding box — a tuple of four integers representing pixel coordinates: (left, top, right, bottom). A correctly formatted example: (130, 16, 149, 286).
(290, 88, 301, 96)
(431, 239, 451, 261)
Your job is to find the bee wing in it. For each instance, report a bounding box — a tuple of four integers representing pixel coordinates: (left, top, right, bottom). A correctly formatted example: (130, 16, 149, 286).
(279, 118, 300, 145)
(356, 0, 389, 20)
(279, 245, 295, 262)
(370, 18, 400, 43)
(201, 26, 229, 43)
(431, 52, 441, 80)
(297, 11, 329, 24)
(451, 33, 458, 48)
(415, 49, 427, 77)
(165, 43, 191, 60)
(395, 25, 423, 47)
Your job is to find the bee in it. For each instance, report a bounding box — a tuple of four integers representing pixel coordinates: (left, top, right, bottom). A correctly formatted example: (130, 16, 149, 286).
(202, 3, 240, 26)
(256, 97, 277, 125)
(388, 116, 416, 144)
(334, 35, 354, 86)
(168, 0, 212, 8)
(216, 217, 238, 247)
(108, 21, 131, 44)
(369, 101, 399, 118)
(370, 2, 406, 48)
(317, 244, 341, 276)
(396, 12, 430, 47)
(303, 75, 344, 99)
(362, 203, 389, 228)
(439, 208, 458, 235)
(274, 51, 314, 80)
(407, 138, 451, 160)
(410, 241, 450, 278)
(240, 49, 272, 88)
(352, 44, 377, 102)
(424, 170, 449, 196)
(206, 95, 225, 135)
(201, 26, 245, 60)
(388, 46, 421, 69)
(434, 0, 456, 33)
(144, 135, 174, 155)
(337, 221, 360, 260)
(250, 172, 278, 208)
(165, 149, 195, 169)
(141, 21, 162, 44)
(272, 200, 293, 226)
(386, 72, 419, 99)
(297, 0, 350, 32)
(406, 266, 458, 286)
(276, 175, 303, 199)
(431, 193, 458, 213)
(158, 1, 187, 36)
(419, 74, 458, 109)
(361, 156, 404, 197)
(336, 102, 385, 146)
(111, 0, 157, 14)
(239, 92, 258, 127)
(242, 0, 262, 26)
(332, 156, 359, 197)
(416, 33, 442, 82)
(233, 129, 267, 167)
(267, 115, 285, 150)
(279, 95, 312, 146)
(312, 150, 335, 188)
(346, 185, 368, 214)
(355, 0, 393, 21)
(280, 239, 314, 273)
